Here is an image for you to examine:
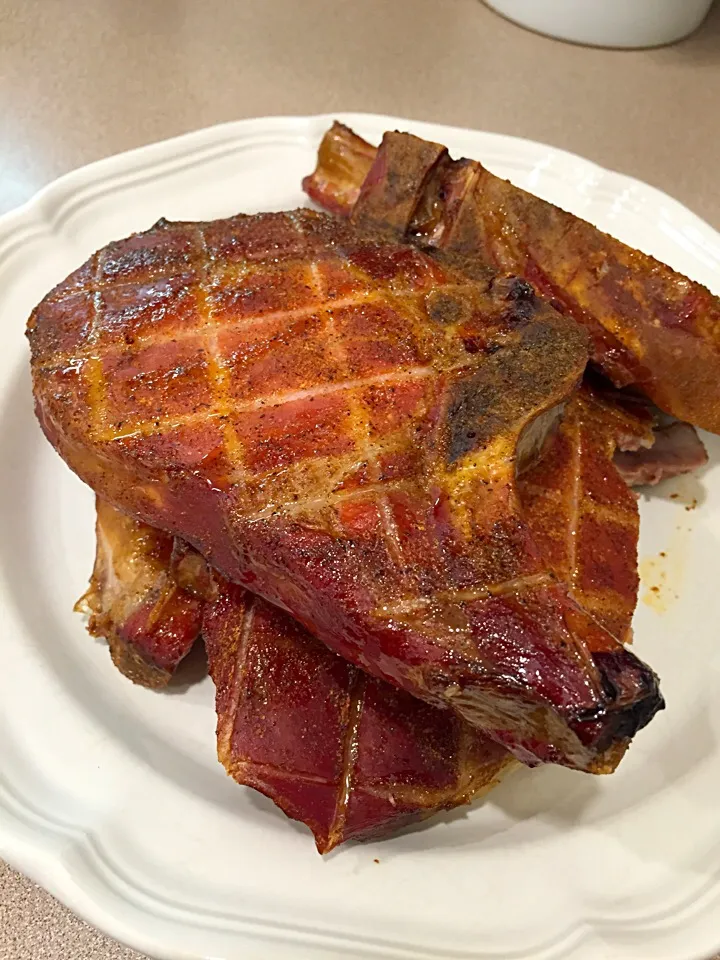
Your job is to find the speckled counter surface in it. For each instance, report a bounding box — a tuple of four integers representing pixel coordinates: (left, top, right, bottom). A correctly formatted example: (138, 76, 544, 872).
(1, 1, 720, 957)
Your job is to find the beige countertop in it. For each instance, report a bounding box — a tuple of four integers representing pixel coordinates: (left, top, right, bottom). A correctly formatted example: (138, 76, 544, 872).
(1, 1, 719, 957)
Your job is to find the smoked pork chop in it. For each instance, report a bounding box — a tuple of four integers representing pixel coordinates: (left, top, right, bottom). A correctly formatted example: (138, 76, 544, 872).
(83, 386, 647, 692)
(81, 501, 514, 850)
(304, 123, 720, 433)
(204, 577, 514, 852)
(29, 209, 663, 771)
(87, 378, 647, 842)
(87, 379, 646, 843)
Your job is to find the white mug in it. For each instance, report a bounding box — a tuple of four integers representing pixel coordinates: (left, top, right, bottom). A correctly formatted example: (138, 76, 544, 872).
(484, 0, 715, 48)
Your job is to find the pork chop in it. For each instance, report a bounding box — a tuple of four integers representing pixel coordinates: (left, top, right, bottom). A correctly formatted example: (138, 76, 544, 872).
(29, 209, 663, 770)
(304, 123, 720, 434)
(204, 577, 514, 852)
(85, 381, 647, 693)
(82, 500, 514, 850)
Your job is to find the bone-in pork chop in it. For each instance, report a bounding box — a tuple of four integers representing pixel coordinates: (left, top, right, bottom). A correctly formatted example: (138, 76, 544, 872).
(29, 209, 663, 770)
(83, 385, 647, 691)
(304, 123, 720, 434)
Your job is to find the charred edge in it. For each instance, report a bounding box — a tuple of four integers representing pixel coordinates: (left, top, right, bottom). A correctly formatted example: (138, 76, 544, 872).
(589, 649, 665, 746)
(492, 276, 535, 304)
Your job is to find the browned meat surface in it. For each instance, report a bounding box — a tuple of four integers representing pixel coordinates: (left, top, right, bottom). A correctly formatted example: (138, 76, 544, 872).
(304, 123, 720, 434)
(76, 497, 204, 688)
(84, 499, 514, 851)
(519, 384, 651, 645)
(30, 209, 663, 771)
(204, 578, 514, 853)
(615, 420, 709, 487)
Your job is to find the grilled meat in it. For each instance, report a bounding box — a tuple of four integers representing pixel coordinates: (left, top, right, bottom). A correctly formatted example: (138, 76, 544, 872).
(519, 384, 651, 645)
(304, 122, 720, 433)
(84, 502, 514, 850)
(205, 578, 514, 853)
(30, 209, 663, 770)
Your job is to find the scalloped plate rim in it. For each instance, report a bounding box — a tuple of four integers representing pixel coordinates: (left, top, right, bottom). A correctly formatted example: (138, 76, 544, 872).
(1, 112, 720, 960)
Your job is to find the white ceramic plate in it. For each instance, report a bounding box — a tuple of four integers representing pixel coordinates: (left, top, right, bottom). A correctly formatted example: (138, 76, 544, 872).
(1, 114, 720, 960)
